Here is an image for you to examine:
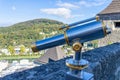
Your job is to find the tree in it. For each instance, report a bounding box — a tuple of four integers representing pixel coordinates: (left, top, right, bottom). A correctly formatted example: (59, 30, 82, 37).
(92, 40, 98, 48)
(0, 34, 3, 39)
(8, 45, 15, 55)
(1, 53, 6, 56)
(20, 45, 26, 55)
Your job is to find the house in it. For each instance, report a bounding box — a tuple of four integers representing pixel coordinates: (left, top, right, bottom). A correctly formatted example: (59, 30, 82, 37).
(14, 46, 20, 54)
(97, 0, 120, 30)
(0, 49, 10, 55)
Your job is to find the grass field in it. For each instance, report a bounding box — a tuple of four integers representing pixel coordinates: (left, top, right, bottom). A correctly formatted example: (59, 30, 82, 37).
(0, 55, 41, 60)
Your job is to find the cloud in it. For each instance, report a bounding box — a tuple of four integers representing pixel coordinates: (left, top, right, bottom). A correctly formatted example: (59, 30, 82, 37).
(57, 2, 79, 9)
(12, 6, 16, 11)
(40, 8, 72, 19)
(78, 0, 107, 7)
(40, 1, 85, 19)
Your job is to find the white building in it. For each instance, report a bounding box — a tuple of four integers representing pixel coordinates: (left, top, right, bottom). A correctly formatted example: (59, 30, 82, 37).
(0, 49, 10, 55)
(0, 61, 8, 72)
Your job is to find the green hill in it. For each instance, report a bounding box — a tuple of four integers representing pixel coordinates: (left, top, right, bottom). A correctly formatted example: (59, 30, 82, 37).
(0, 19, 64, 48)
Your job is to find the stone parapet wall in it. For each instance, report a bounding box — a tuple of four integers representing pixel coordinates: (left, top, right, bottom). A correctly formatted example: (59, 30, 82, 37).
(98, 30, 120, 47)
(85, 42, 120, 80)
(0, 43, 120, 80)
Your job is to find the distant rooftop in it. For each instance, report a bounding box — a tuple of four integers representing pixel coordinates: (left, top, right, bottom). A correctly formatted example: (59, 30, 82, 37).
(34, 47, 66, 64)
(98, 0, 120, 15)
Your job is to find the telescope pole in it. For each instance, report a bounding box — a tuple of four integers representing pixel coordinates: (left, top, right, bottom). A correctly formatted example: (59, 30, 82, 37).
(73, 43, 83, 75)
(66, 42, 94, 80)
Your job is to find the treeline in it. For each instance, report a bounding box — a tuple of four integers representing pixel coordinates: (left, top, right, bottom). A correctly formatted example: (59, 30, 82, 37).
(0, 19, 64, 48)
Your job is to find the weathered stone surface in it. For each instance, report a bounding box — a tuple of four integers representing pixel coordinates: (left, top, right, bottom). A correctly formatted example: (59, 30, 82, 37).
(98, 30, 120, 47)
(0, 43, 120, 80)
(98, 13, 120, 20)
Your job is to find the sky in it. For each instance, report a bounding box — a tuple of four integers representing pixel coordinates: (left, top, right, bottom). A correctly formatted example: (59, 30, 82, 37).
(0, 0, 112, 27)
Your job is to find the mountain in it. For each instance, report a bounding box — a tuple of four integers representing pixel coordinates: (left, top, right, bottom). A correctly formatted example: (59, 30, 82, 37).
(0, 19, 64, 48)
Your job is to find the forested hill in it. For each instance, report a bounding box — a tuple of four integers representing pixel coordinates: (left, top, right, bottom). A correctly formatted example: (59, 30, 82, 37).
(0, 19, 64, 48)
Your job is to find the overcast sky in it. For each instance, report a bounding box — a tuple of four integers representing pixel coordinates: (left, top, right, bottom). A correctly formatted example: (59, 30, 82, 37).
(0, 0, 112, 27)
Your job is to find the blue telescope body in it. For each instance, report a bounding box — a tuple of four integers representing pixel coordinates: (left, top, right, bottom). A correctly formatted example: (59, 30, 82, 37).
(59, 17, 96, 30)
(31, 17, 111, 52)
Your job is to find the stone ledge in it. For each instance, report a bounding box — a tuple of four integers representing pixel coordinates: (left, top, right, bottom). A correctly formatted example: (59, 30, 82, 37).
(0, 43, 120, 80)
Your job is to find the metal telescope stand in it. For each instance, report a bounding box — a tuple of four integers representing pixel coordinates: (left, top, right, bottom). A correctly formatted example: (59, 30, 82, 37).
(65, 42, 94, 80)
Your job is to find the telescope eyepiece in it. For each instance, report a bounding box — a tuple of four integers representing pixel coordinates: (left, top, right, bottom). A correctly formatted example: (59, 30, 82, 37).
(31, 44, 39, 52)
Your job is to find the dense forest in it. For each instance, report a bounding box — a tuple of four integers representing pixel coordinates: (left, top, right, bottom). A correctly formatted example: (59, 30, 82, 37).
(0, 19, 65, 48)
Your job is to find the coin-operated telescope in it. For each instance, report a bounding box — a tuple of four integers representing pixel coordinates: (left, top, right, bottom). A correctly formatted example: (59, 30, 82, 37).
(31, 16, 111, 80)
